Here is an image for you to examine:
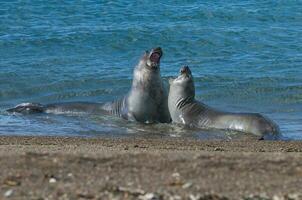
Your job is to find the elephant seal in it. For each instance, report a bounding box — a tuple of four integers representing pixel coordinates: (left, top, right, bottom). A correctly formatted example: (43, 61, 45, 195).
(168, 66, 279, 138)
(7, 47, 171, 123)
(102, 47, 171, 123)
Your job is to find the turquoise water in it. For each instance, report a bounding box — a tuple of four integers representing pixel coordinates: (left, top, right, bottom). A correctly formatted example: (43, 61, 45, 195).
(0, 1, 301, 139)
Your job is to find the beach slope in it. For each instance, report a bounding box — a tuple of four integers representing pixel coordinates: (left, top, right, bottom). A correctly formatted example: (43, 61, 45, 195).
(1, 136, 302, 200)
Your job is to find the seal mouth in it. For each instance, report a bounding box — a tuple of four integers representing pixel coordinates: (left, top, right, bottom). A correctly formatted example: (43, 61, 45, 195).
(147, 47, 162, 69)
(150, 52, 161, 63)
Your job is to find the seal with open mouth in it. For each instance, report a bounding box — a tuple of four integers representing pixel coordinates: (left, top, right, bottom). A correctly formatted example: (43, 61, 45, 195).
(168, 66, 279, 138)
(102, 47, 171, 123)
(7, 47, 171, 123)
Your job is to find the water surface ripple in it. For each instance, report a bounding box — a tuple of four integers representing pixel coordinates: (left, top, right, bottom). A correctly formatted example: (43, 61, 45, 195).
(1, 0, 301, 139)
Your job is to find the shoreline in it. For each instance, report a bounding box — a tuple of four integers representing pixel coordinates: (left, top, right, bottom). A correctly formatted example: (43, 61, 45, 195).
(1, 136, 302, 199)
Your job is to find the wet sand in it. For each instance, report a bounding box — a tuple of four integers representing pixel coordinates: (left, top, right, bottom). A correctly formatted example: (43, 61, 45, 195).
(1, 136, 302, 200)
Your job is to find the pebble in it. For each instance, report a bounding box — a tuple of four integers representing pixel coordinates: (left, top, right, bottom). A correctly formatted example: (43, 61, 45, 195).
(4, 180, 20, 186)
(214, 147, 224, 151)
(172, 172, 180, 178)
(4, 189, 13, 197)
(189, 193, 229, 200)
(76, 192, 95, 199)
(139, 193, 161, 200)
(117, 186, 145, 195)
(182, 182, 193, 189)
(170, 195, 181, 200)
(245, 194, 270, 200)
(272, 196, 282, 200)
(285, 193, 301, 200)
(189, 194, 200, 200)
(49, 178, 57, 183)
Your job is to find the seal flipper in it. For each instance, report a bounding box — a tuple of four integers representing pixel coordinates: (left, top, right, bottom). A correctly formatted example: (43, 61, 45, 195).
(7, 103, 45, 114)
(7, 102, 109, 115)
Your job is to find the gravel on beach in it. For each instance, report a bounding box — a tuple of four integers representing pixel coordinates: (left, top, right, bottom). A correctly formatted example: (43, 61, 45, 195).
(1, 136, 302, 200)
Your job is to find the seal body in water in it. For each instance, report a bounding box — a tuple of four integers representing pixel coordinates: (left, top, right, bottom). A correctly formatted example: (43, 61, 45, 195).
(102, 47, 171, 123)
(168, 66, 279, 138)
(7, 47, 171, 123)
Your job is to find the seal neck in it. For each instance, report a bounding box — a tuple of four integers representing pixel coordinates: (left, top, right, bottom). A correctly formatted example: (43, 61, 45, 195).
(131, 61, 161, 89)
(169, 82, 195, 106)
(175, 96, 195, 110)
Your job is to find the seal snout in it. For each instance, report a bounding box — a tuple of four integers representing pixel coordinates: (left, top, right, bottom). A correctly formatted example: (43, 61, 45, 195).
(180, 66, 191, 75)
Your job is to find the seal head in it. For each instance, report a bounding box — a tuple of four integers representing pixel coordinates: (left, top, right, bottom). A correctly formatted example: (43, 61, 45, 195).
(169, 66, 195, 108)
(145, 47, 163, 70)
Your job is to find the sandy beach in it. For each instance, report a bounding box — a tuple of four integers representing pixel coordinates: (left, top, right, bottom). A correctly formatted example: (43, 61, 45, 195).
(1, 136, 302, 200)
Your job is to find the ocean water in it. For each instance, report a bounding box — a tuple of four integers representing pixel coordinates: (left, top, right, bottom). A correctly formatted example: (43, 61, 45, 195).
(0, 0, 301, 140)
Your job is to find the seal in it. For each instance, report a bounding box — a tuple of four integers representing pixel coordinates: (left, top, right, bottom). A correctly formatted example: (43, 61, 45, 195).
(168, 66, 279, 138)
(101, 47, 171, 123)
(7, 47, 171, 123)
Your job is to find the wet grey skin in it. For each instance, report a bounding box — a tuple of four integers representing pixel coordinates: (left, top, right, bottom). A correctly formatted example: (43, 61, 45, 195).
(168, 66, 280, 138)
(102, 47, 171, 123)
(7, 47, 171, 124)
